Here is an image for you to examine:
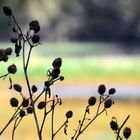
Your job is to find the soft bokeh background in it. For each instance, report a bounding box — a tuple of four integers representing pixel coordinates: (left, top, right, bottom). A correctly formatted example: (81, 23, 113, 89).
(0, 0, 140, 139)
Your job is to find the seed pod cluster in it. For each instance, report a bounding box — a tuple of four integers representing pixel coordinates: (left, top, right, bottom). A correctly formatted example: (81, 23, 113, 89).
(50, 58, 63, 80)
(0, 48, 12, 62)
(29, 20, 40, 33)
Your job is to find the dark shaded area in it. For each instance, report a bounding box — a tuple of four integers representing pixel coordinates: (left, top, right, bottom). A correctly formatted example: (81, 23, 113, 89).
(0, 0, 140, 53)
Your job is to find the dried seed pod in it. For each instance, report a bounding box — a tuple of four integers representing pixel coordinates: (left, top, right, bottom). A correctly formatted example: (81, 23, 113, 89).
(38, 101, 46, 110)
(11, 38, 17, 43)
(3, 6, 12, 16)
(123, 127, 131, 138)
(51, 68, 60, 79)
(10, 97, 19, 107)
(32, 85, 37, 93)
(52, 58, 62, 68)
(109, 88, 116, 95)
(5, 47, 12, 55)
(13, 84, 22, 92)
(19, 110, 26, 117)
(44, 81, 51, 87)
(59, 76, 64, 81)
(27, 106, 33, 114)
(32, 35, 40, 44)
(15, 42, 21, 57)
(110, 120, 119, 131)
(0, 49, 5, 57)
(104, 99, 112, 109)
(7, 64, 17, 74)
(66, 110, 73, 119)
(29, 20, 40, 32)
(88, 96, 96, 106)
(98, 84, 106, 95)
(2, 55, 8, 62)
(22, 98, 29, 107)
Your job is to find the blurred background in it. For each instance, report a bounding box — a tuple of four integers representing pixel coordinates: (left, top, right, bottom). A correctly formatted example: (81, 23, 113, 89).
(0, 0, 140, 140)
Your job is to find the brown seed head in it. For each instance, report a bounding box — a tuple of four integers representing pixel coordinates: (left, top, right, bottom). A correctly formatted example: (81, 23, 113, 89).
(66, 110, 73, 119)
(88, 96, 96, 106)
(98, 84, 106, 95)
(3, 6, 12, 16)
(13, 84, 22, 92)
(10, 97, 19, 107)
(8, 64, 17, 74)
(104, 99, 112, 109)
(123, 127, 131, 138)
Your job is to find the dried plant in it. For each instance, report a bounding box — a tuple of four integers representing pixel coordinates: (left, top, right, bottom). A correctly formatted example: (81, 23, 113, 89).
(0, 6, 132, 140)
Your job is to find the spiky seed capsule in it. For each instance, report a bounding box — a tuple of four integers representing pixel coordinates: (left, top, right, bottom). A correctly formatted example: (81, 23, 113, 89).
(27, 106, 33, 114)
(88, 96, 96, 106)
(110, 120, 119, 131)
(52, 58, 62, 68)
(123, 127, 131, 138)
(5, 48, 12, 55)
(109, 88, 116, 95)
(20, 110, 25, 117)
(32, 35, 40, 44)
(38, 101, 46, 110)
(13, 84, 22, 92)
(104, 99, 112, 109)
(66, 110, 73, 119)
(10, 97, 19, 107)
(32, 85, 37, 93)
(3, 6, 12, 16)
(51, 68, 60, 79)
(8, 64, 17, 74)
(22, 98, 29, 107)
(98, 84, 106, 95)
(59, 76, 64, 81)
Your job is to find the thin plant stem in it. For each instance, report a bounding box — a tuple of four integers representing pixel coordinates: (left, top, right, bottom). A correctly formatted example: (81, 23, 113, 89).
(39, 92, 48, 136)
(12, 118, 18, 140)
(25, 46, 32, 70)
(116, 115, 130, 140)
(51, 98, 55, 140)
(21, 25, 41, 139)
(74, 108, 105, 140)
(53, 119, 68, 137)
(0, 104, 22, 135)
